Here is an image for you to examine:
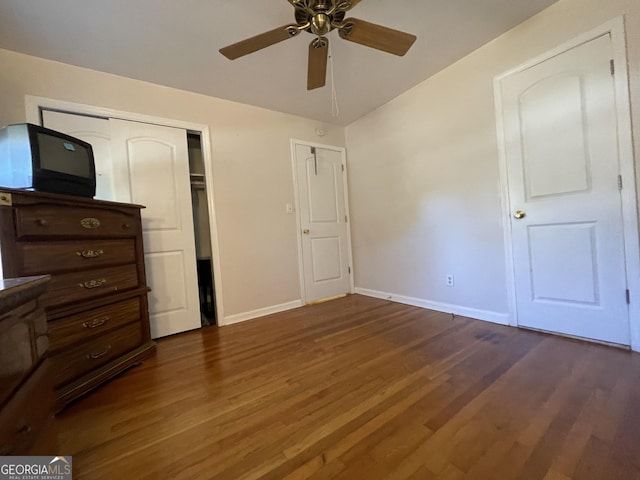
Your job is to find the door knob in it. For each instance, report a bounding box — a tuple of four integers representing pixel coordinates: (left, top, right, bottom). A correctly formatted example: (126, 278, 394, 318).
(513, 210, 526, 219)
(303, 229, 310, 235)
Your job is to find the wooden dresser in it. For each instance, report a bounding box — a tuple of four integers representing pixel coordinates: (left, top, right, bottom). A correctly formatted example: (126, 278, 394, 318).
(0, 188, 156, 410)
(0, 275, 53, 454)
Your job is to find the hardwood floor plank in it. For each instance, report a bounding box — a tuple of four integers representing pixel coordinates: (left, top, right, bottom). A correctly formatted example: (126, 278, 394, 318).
(331, 453, 392, 480)
(604, 381, 640, 479)
(542, 470, 572, 480)
(323, 378, 441, 463)
(46, 294, 640, 479)
(573, 435, 613, 480)
(306, 459, 347, 480)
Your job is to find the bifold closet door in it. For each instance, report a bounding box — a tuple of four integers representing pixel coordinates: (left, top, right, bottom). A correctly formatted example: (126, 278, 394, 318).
(109, 119, 201, 338)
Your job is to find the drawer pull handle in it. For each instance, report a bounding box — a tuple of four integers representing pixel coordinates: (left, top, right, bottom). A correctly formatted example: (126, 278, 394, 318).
(87, 345, 112, 360)
(79, 278, 107, 289)
(36, 218, 48, 227)
(83, 316, 110, 329)
(122, 223, 131, 230)
(76, 249, 104, 258)
(81, 217, 101, 229)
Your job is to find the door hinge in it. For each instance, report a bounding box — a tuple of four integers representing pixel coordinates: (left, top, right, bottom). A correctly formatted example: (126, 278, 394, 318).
(610, 59, 615, 76)
(348, 266, 351, 274)
(341, 164, 345, 172)
(626, 289, 631, 304)
(618, 175, 623, 191)
(345, 215, 348, 223)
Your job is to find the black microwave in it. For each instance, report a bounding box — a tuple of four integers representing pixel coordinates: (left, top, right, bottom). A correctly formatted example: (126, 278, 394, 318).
(0, 123, 96, 198)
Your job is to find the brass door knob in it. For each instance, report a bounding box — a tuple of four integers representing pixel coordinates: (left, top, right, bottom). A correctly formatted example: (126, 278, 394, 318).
(513, 210, 526, 219)
(303, 229, 310, 235)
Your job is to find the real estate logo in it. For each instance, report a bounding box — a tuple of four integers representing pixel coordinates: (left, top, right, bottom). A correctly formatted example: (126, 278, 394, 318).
(0, 456, 72, 480)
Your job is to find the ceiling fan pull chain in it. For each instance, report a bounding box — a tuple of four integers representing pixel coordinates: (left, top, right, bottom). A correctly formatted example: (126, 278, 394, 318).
(329, 42, 340, 117)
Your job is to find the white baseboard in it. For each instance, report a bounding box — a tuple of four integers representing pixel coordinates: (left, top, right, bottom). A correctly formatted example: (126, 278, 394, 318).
(355, 288, 510, 326)
(221, 299, 304, 326)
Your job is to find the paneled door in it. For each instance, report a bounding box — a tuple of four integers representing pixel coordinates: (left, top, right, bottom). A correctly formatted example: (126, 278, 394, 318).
(110, 119, 201, 338)
(499, 34, 630, 345)
(44, 111, 201, 338)
(294, 143, 351, 303)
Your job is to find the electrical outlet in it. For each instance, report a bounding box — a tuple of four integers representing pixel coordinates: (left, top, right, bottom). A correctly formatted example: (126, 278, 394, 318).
(446, 274, 454, 287)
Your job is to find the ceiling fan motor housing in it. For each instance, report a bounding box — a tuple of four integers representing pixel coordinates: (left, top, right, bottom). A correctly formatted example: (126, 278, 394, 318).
(311, 13, 331, 36)
(295, 3, 346, 32)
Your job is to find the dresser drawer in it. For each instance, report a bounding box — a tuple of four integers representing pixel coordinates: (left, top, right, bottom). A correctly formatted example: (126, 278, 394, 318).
(0, 190, 154, 410)
(41, 264, 139, 309)
(51, 322, 143, 387)
(0, 360, 52, 455)
(49, 297, 141, 352)
(15, 204, 138, 238)
(17, 240, 136, 275)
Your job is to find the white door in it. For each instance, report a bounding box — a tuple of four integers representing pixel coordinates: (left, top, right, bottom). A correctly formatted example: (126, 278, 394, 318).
(294, 143, 351, 303)
(43, 111, 201, 338)
(110, 119, 201, 338)
(499, 34, 630, 345)
(42, 111, 115, 201)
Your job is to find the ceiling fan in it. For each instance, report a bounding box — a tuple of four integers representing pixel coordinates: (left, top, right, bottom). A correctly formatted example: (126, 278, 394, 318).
(219, 0, 417, 90)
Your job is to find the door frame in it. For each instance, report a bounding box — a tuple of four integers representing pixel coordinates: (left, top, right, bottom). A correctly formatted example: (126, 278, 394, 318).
(290, 139, 355, 304)
(493, 16, 640, 351)
(24, 95, 227, 325)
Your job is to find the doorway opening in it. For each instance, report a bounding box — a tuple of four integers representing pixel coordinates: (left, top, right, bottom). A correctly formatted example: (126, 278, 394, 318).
(188, 133, 217, 326)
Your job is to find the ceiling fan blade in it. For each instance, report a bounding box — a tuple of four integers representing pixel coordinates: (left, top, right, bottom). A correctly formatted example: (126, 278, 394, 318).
(220, 25, 297, 60)
(338, 18, 416, 56)
(308, 37, 329, 90)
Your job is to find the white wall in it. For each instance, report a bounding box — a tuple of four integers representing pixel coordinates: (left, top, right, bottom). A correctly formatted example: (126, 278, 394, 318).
(0, 48, 345, 322)
(345, 0, 640, 323)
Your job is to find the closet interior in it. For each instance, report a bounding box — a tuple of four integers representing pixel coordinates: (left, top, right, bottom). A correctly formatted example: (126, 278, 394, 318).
(188, 134, 216, 326)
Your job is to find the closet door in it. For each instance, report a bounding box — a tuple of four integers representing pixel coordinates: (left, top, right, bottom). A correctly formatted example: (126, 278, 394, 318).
(42, 111, 115, 201)
(110, 119, 201, 338)
(43, 111, 201, 338)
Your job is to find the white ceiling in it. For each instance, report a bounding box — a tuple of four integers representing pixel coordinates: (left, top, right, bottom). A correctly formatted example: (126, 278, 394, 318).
(0, 0, 559, 126)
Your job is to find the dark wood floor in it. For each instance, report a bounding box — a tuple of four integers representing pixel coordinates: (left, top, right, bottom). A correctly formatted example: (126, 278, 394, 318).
(53, 294, 640, 479)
